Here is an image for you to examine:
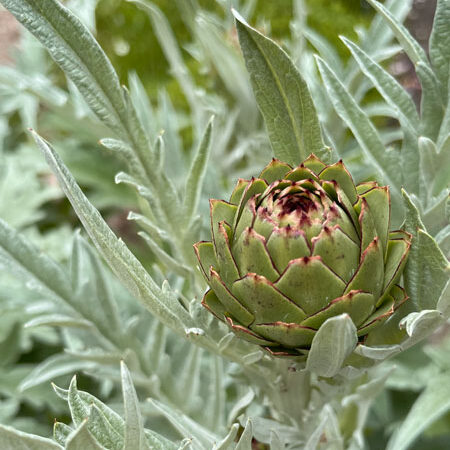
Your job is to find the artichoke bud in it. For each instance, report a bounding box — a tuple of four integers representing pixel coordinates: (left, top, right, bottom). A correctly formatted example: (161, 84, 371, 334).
(194, 155, 412, 358)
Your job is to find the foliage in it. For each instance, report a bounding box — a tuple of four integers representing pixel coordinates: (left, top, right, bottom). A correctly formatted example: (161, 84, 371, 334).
(0, 0, 448, 449)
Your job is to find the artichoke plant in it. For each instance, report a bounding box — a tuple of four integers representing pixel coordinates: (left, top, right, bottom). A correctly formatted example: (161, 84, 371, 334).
(195, 154, 412, 357)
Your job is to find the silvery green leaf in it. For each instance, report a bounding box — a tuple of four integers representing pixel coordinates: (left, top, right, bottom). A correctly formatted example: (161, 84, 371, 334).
(31, 131, 192, 332)
(138, 232, 192, 278)
(437, 279, 450, 317)
(305, 405, 342, 450)
(150, 399, 217, 449)
(54, 378, 125, 433)
(193, 13, 256, 121)
(306, 314, 357, 377)
(213, 423, 239, 450)
(342, 37, 419, 129)
(269, 431, 284, 450)
(365, 0, 430, 67)
(416, 62, 445, 141)
(437, 79, 450, 148)
(235, 419, 253, 450)
(0, 424, 62, 449)
(87, 404, 124, 450)
(316, 56, 400, 196)
(66, 420, 106, 450)
(24, 314, 93, 329)
(386, 372, 450, 450)
(204, 356, 225, 432)
(227, 389, 254, 426)
(233, 10, 327, 165)
(129, 0, 200, 123)
(64, 349, 123, 365)
(183, 117, 214, 226)
(99, 138, 146, 181)
(429, 0, 450, 96)
(128, 71, 156, 140)
(54, 422, 72, 447)
(244, 417, 299, 445)
(121, 361, 149, 450)
(399, 310, 445, 350)
(0, 0, 124, 134)
(19, 354, 97, 391)
(402, 190, 450, 310)
(354, 344, 400, 360)
(0, 218, 71, 303)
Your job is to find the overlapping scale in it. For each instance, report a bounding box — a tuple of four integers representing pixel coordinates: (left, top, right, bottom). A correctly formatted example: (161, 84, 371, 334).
(195, 155, 411, 357)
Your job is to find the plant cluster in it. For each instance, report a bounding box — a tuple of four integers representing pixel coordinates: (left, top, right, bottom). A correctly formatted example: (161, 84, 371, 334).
(0, 0, 448, 449)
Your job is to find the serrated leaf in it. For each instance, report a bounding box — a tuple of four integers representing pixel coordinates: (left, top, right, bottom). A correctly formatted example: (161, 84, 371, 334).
(121, 361, 149, 450)
(31, 130, 193, 333)
(387, 372, 450, 450)
(316, 56, 400, 196)
(306, 314, 357, 377)
(233, 10, 327, 165)
(402, 190, 450, 310)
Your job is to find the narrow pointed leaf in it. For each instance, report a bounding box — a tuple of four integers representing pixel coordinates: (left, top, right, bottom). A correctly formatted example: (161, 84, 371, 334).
(233, 10, 327, 164)
(184, 117, 214, 225)
(121, 362, 149, 450)
(0, 424, 62, 450)
(316, 57, 400, 196)
(31, 130, 192, 332)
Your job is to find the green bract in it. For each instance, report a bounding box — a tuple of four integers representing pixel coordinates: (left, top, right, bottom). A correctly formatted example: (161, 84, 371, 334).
(194, 154, 412, 358)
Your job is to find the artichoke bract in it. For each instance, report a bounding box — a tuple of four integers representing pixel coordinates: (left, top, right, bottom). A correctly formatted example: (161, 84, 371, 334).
(194, 155, 411, 358)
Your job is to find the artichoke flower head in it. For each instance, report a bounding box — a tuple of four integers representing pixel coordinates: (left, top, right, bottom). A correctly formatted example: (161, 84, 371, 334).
(194, 155, 411, 358)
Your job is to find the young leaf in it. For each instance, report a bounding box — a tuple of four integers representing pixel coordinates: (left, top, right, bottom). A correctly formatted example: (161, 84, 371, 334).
(66, 420, 106, 450)
(306, 314, 357, 377)
(183, 117, 214, 226)
(121, 361, 149, 450)
(233, 10, 327, 165)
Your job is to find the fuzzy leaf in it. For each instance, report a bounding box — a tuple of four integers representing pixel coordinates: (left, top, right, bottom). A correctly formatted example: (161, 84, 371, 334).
(233, 10, 327, 165)
(306, 314, 357, 377)
(66, 420, 106, 450)
(121, 361, 149, 450)
(401, 190, 449, 310)
(429, 0, 450, 95)
(316, 56, 400, 196)
(183, 117, 214, 225)
(0, 424, 62, 449)
(31, 130, 192, 332)
(366, 0, 430, 66)
(387, 372, 450, 450)
(0, 0, 124, 134)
